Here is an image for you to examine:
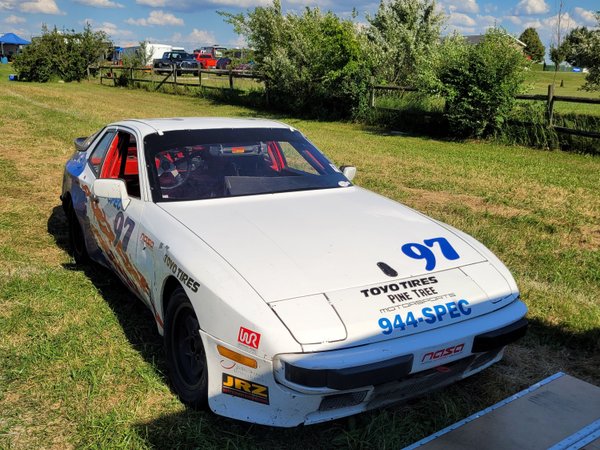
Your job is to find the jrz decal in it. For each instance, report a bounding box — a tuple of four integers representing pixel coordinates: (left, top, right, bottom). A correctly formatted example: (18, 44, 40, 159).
(222, 374, 269, 405)
(377, 299, 471, 335)
(401, 237, 460, 271)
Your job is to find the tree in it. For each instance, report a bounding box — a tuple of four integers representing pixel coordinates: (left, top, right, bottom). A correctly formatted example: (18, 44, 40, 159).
(367, 0, 444, 86)
(549, 0, 569, 74)
(549, 44, 567, 71)
(435, 29, 530, 138)
(14, 24, 111, 82)
(579, 11, 600, 91)
(221, 1, 373, 118)
(562, 26, 597, 67)
(518, 27, 545, 62)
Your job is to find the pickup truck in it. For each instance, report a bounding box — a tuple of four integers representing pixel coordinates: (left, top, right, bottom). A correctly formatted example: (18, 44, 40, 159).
(153, 51, 199, 75)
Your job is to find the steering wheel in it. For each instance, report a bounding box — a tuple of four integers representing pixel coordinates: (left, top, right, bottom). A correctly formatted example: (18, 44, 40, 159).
(156, 149, 191, 190)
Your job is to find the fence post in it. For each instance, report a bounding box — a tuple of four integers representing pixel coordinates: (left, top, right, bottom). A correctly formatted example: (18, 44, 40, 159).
(130, 67, 134, 85)
(369, 76, 375, 108)
(547, 84, 555, 126)
(198, 69, 202, 87)
(229, 69, 234, 90)
(100, 66, 103, 85)
(173, 64, 177, 88)
(87, 66, 90, 81)
(110, 66, 115, 86)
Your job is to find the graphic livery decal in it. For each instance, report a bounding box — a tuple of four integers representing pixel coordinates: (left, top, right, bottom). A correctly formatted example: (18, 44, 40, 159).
(221, 373, 269, 405)
(80, 185, 161, 326)
(378, 299, 471, 335)
(401, 237, 460, 271)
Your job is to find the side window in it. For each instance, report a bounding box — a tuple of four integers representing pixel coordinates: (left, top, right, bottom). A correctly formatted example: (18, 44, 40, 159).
(278, 142, 320, 175)
(88, 131, 116, 177)
(121, 132, 141, 199)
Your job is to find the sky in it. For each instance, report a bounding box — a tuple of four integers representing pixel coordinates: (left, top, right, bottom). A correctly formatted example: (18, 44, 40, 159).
(1, 0, 598, 54)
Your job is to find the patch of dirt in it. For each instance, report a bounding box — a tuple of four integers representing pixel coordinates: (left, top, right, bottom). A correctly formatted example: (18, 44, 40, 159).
(403, 187, 526, 218)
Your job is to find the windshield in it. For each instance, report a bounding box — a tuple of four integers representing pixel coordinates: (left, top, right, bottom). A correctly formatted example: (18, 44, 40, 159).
(144, 128, 350, 202)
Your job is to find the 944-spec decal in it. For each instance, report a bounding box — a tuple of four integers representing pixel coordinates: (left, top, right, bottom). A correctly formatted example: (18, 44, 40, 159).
(378, 299, 471, 335)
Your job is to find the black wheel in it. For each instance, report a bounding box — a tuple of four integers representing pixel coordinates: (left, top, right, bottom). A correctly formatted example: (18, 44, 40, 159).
(67, 201, 89, 264)
(165, 287, 208, 408)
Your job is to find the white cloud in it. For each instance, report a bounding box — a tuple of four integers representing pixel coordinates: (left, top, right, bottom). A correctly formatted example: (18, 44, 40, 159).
(126, 10, 184, 26)
(170, 28, 216, 45)
(0, 0, 16, 10)
(513, 0, 549, 16)
(135, 0, 166, 5)
(445, 0, 479, 14)
(522, 19, 542, 29)
(477, 14, 497, 28)
(205, 0, 272, 5)
(448, 12, 477, 28)
(504, 15, 522, 25)
(483, 4, 497, 14)
(5, 14, 25, 23)
(75, 0, 124, 7)
(573, 7, 598, 27)
(19, 0, 62, 14)
(96, 21, 133, 37)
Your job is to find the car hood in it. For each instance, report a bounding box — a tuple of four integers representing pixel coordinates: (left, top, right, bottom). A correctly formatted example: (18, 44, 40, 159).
(159, 186, 492, 301)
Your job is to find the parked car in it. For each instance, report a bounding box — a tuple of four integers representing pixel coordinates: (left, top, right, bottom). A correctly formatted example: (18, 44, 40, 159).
(215, 57, 231, 70)
(195, 53, 218, 69)
(61, 118, 527, 427)
(235, 60, 255, 72)
(153, 51, 199, 75)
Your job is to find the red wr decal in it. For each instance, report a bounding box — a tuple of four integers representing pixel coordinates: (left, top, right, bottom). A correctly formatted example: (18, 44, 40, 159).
(238, 327, 261, 349)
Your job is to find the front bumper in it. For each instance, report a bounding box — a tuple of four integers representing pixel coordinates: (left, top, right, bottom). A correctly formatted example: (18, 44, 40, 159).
(202, 299, 527, 427)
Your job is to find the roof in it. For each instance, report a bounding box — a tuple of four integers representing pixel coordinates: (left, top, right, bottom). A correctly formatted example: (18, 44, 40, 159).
(0, 33, 30, 45)
(464, 34, 526, 47)
(113, 117, 293, 135)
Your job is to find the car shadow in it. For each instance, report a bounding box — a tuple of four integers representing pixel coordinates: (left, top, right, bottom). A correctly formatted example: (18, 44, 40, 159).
(47, 204, 166, 374)
(47, 204, 600, 447)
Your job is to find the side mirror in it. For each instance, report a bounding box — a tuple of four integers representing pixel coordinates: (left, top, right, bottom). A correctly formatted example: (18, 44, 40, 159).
(74, 137, 88, 152)
(340, 165, 357, 181)
(92, 179, 131, 210)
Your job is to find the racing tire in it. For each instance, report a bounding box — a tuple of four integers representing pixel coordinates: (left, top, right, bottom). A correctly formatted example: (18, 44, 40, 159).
(165, 287, 209, 409)
(67, 201, 89, 264)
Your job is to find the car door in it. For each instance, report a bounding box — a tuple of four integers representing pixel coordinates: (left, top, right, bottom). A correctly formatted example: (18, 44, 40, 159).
(85, 127, 154, 307)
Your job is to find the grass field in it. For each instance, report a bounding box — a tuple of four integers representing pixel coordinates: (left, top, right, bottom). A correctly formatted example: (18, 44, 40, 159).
(525, 69, 600, 116)
(374, 69, 600, 117)
(1, 63, 599, 449)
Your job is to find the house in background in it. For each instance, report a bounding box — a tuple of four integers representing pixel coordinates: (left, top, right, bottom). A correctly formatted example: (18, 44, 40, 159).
(464, 33, 527, 50)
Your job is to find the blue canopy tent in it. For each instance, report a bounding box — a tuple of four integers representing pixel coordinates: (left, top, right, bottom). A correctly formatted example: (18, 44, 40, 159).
(0, 33, 31, 61)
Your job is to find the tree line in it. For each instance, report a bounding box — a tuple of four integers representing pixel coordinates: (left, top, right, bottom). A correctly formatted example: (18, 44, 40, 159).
(13, 1, 600, 139)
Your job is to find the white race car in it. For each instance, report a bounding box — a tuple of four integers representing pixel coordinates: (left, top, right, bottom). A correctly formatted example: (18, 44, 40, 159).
(61, 118, 528, 427)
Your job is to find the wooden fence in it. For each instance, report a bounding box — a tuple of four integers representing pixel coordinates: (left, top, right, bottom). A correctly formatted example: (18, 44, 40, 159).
(96, 65, 262, 92)
(370, 81, 600, 139)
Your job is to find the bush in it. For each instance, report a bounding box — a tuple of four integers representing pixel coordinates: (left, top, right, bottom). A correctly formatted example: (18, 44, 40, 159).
(14, 24, 111, 82)
(433, 29, 530, 138)
(222, 1, 372, 119)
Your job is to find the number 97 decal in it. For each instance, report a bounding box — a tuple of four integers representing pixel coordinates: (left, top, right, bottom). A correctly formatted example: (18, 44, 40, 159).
(113, 211, 135, 251)
(401, 237, 459, 271)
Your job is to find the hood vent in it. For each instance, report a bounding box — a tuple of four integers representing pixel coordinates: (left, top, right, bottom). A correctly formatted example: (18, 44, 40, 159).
(377, 261, 398, 278)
